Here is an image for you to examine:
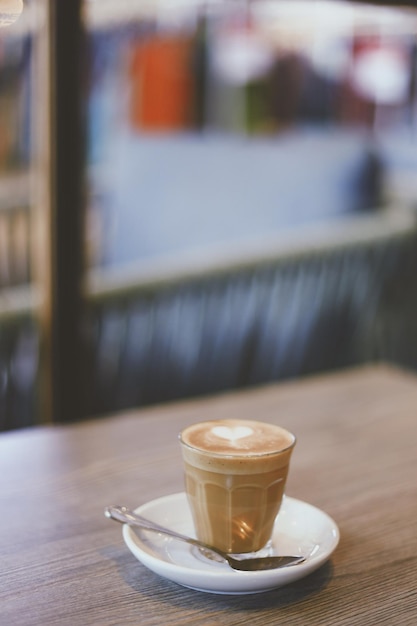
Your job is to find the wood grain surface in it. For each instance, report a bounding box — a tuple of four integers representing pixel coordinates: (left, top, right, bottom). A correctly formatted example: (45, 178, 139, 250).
(1, 364, 417, 625)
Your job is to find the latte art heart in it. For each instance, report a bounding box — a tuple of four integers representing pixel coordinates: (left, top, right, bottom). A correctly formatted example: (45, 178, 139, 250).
(212, 425, 253, 441)
(181, 419, 295, 458)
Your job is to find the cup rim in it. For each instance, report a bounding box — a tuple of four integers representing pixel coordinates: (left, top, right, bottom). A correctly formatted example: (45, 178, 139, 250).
(178, 420, 296, 459)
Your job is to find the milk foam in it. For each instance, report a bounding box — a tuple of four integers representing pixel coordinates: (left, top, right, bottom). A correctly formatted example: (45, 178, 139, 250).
(181, 419, 294, 456)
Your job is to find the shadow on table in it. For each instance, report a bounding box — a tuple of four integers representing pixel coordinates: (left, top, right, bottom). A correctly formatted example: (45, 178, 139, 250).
(103, 544, 333, 611)
(169, 562, 333, 611)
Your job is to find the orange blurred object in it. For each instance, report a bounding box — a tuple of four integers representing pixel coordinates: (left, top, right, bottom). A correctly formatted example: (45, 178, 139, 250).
(129, 35, 194, 132)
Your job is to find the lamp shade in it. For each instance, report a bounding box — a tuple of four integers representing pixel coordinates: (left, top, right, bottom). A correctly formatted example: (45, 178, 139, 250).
(0, 0, 23, 27)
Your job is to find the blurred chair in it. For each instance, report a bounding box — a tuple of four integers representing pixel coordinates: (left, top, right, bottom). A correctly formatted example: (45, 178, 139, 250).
(83, 201, 417, 416)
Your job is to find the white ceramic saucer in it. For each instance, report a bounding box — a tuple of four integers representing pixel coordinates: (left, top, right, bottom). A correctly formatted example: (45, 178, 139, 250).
(122, 492, 339, 595)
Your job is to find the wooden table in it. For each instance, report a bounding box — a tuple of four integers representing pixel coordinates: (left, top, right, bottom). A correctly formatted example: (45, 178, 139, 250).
(2, 364, 417, 625)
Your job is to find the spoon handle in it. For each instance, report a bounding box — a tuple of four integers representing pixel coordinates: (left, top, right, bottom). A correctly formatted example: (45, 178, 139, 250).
(105, 505, 218, 554)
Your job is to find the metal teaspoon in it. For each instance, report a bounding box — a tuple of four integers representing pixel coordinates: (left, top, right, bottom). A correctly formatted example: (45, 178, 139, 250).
(105, 505, 306, 572)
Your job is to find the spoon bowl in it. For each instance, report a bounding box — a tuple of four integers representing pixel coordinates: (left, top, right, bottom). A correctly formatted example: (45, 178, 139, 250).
(105, 505, 305, 571)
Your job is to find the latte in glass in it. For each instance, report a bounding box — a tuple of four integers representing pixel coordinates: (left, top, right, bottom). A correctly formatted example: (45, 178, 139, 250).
(179, 419, 296, 554)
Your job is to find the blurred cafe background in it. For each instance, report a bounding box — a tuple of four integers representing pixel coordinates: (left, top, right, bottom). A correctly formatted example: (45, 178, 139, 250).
(1, 0, 417, 430)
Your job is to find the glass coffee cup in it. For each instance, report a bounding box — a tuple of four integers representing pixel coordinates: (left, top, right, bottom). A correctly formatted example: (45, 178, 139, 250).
(179, 419, 296, 554)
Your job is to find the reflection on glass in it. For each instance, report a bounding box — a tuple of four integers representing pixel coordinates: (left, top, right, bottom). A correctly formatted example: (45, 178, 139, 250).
(86, 0, 417, 140)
